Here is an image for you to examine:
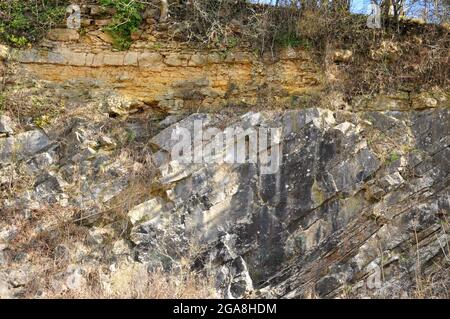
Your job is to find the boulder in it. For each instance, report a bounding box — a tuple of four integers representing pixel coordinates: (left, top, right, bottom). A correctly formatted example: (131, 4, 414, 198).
(0, 115, 15, 135)
(47, 28, 80, 42)
(0, 130, 50, 164)
(128, 198, 167, 226)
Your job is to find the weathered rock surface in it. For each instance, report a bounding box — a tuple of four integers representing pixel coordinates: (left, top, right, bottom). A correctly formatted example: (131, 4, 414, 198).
(0, 130, 50, 165)
(1, 103, 449, 299)
(5, 42, 322, 114)
(124, 107, 448, 298)
(0, 34, 448, 298)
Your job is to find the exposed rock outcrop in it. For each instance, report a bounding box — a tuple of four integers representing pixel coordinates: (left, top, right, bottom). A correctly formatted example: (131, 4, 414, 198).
(126, 108, 449, 298)
(0, 24, 448, 298)
(1, 100, 448, 298)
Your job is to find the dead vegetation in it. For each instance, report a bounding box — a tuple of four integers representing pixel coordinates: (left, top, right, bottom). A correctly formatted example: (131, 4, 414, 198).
(158, 1, 449, 98)
(45, 266, 217, 299)
(1, 201, 216, 299)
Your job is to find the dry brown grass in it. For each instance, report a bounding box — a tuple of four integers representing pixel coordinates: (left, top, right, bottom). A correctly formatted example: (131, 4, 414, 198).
(43, 264, 217, 299)
(1, 205, 88, 297)
(104, 268, 216, 299)
(2, 203, 216, 299)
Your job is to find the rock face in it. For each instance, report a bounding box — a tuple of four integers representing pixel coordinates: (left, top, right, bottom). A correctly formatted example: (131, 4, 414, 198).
(7, 42, 322, 114)
(124, 108, 448, 298)
(46, 29, 80, 42)
(0, 102, 448, 298)
(0, 37, 448, 299)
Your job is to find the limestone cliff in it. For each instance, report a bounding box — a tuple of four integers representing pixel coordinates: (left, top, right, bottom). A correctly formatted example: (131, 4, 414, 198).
(0, 19, 448, 299)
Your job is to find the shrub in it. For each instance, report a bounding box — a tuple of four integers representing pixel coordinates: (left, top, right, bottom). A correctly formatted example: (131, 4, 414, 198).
(0, 0, 69, 47)
(99, 0, 144, 50)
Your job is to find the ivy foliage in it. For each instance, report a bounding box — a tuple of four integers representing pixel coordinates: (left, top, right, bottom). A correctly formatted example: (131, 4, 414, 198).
(0, 0, 69, 47)
(99, 0, 144, 50)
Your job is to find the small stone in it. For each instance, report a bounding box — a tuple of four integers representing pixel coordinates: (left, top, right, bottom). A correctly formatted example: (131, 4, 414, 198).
(164, 53, 188, 67)
(62, 51, 86, 66)
(124, 52, 138, 66)
(128, 198, 166, 226)
(188, 53, 208, 66)
(95, 19, 112, 27)
(87, 227, 111, 245)
(65, 266, 86, 291)
(0, 226, 17, 243)
(0, 44, 9, 60)
(0, 250, 7, 266)
(98, 136, 116, 150)
(96, 32, 115, 44)
(81, 18, 93, 27)
(105, 94, 131, 116)
(365, 185, 385, 201)
(91, 53, 104, 67)
(0, 130, 50, 164)
(332, 49, 353, 63)
(47, 52, 65, 64)
(143, 7, 159, 19)
(8, 269, 29, 288)
(47, 28, 80, 42)
(0, 274, 12, 298)
(54, 244, 70, 262)
(0, 115, 15, 135)
(89, 5, 103, 16)
(33, 172, 66, 203)
(412, 93, 439, 110)
(158, 99, 184, 114)
(207, 53, 221, 64)
(228, 257, 254, 299)
(26, 152, 55, 173)
(71, 147, 97, 162)
(379, 172, 404, 190)
(112, 239, 131, 256)
(131, 30, 143, 41)
(334, 122, 357, 136)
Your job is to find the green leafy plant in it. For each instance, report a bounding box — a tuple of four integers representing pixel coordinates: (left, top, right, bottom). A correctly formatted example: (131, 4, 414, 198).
(33, 114, 53, 128)
(0, 0, 68, 47)
(226, 36, 239, 49)
(33, 102, 64, 128)
(100, 0, 144, 50)
(275, 32, 309, 48)
(7, 34, 29, 47)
